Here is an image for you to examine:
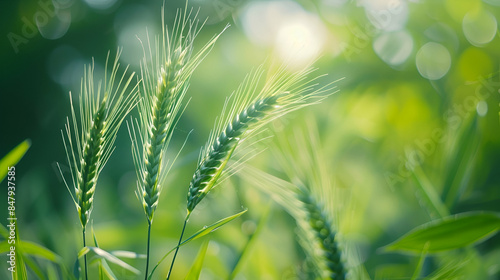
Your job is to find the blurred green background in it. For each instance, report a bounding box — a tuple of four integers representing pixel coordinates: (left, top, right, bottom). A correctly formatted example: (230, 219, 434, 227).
(1, 0, 500, 279)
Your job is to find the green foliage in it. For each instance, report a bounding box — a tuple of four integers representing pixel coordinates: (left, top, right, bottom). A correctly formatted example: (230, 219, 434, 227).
(78, 247, 140, 275)
(149, 209, 248, 279)
(4, 0, 500, 279)
(0, 139, 30, 182)
(383, 212, 500, 254)
(184, 241, 209, 280)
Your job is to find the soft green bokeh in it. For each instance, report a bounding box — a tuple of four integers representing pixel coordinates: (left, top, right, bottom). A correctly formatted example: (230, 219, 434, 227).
(1, 0, 500, 279)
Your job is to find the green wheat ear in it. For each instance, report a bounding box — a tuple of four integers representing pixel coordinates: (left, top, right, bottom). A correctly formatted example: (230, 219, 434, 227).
(239, 121, 349, 279)
(186, 64, 337, 215)
(128, 6, 228, 223)
(59, 50, 139, 229)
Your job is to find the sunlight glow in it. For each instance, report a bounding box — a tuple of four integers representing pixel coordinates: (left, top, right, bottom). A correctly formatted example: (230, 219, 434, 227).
(241, 1, 328, 68)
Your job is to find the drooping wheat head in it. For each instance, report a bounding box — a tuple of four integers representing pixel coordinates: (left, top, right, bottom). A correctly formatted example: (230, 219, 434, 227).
(279, 123, 347, 279)
(296, 187, 346, 279)
(239, 121, 348, 279)
(59, 50, 138, 229)
(186, 64, 337, 215)
(128, 6, 228, 223)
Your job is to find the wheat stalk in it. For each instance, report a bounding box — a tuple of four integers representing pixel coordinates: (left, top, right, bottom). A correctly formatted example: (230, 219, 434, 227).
(127, 5, 227, 279)
(58, 50, 138, 279)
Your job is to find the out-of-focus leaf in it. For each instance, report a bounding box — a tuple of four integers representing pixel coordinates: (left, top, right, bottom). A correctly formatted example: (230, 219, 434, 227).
(110, 250, 147, 259)
(91, 230, 118, 280)
(0, 139, 31, 182)
(78, 246, 140, 275)
(12, 226, 28, 280)
(427, 260, 468, 280)
(441, 114, 478, 209)
(73, 258, 80, 280)
(228, 204, 271, 280)
(0, 223, 9, 239)
(149, 209, 248, 279)
(383, 212, 500, 253)
(410, 243, 429, 280)
(184, 241, 209, 280)
(23, 254, 46, 280)
(100, 259, 118, 280)
(47, 263, 59, 280)
(412, 167, 449, 219)
(20, 241, 62, 263)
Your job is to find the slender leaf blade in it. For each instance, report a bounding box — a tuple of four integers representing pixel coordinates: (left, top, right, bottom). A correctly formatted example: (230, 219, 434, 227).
(20, 241, 62, 263)
(100, 259, 118, 280)
(183, 209, 248, 245)
(78, 246, 140, 275)
(184, 241, 209, 280)
(0, 139, 31, 182)
(148, 209, 247, 279)
(383, 212, 500, 254)
(12, 226, 28, 280)
(110, 250, 147, 259)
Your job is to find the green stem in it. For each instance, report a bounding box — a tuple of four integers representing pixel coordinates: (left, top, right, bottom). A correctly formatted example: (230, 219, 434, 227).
(166, 216, 188, 280)
(145, 220, 152, 280)
(83, 228, 88, 280)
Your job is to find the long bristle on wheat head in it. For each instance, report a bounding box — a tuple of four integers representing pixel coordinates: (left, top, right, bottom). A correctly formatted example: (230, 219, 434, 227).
(59, 50, 138, 228)
(128, 6, 228, 223)
(186, 64, 338, 215)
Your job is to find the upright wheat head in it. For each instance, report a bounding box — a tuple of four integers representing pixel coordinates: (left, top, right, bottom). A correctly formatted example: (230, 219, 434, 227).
(128, 6, 228, 223)
(59, 50, 138, 229)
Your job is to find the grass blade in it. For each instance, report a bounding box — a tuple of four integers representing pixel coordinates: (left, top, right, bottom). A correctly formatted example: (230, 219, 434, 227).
(412, 166, 449, 219)
(228, 204, 271, 280)
(12, 226, 28, 280)
(148, 209, 247, 279)
(19, 241, 62, 263)
(78, 247, 140, 275)
(100, 259, 118, 280)
(383, 211, 500, 254)
(184, 241, 209, 280)
(0, 139, 30, 182)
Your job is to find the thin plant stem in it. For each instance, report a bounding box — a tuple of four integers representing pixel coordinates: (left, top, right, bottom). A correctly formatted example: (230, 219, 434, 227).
(83, 228, 88, 280)
(145, 220, 152, 280)
(166, 215, 188, 280)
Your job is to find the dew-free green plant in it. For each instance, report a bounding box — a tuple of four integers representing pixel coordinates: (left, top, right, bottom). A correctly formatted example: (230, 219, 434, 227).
(165, 65, 335, 278)
(54, 3, 338, 280)
(58, 50, 138, 280)
(238, 122, 349, 279)
(127, 6, 227, 279)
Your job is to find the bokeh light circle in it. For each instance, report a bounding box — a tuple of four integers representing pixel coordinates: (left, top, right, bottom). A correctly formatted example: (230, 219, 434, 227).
(37, 10, 71, 40)
(373, 30, 413, 66)
(476, 100, 488, 117)
(415, 42, 451, 80)
(462, 9, 497, 46)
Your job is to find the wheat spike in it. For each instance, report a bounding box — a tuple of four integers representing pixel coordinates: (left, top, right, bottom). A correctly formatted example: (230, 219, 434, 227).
(238, 120, 350, 279)
(298, 188, 346, 279)
(59, 50, 138, 229)
(186, 64, 336, 214)
(128, 6, 227, 223)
